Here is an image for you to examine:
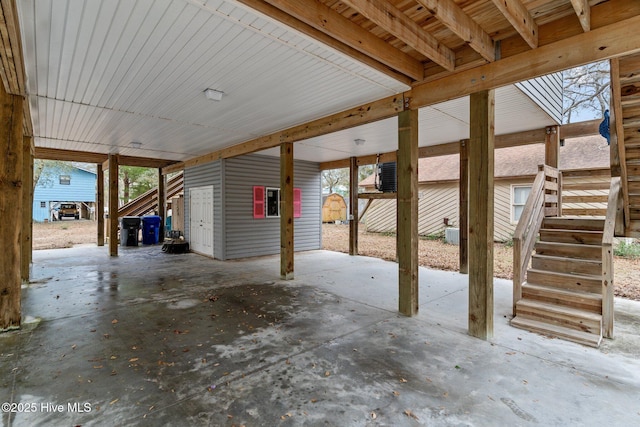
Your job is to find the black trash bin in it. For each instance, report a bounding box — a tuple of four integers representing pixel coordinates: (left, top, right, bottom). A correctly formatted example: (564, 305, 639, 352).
(119, 216, 141, 247)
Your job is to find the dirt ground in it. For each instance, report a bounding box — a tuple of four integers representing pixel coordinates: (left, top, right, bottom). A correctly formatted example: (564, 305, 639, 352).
(32, 220, 640, 301)
(321, 223, 640, 301)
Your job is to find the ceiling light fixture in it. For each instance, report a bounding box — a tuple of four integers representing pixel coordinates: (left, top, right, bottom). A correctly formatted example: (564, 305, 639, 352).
(204, 88, 224, 101)
(354, 138, 365, 146)
(130, 141, 142, 148)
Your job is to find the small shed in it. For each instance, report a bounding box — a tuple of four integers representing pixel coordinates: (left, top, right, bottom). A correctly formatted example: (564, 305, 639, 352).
(322, 193, 347, 223)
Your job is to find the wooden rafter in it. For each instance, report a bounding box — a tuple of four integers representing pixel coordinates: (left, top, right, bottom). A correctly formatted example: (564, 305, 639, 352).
(257, 0, 424, 81)
(490, 0, 538, 49)
(570, 0, 590, 32)
(412, 14, 640, 107)
(341, 0, 455, 71)
(415, 0, 495, 62)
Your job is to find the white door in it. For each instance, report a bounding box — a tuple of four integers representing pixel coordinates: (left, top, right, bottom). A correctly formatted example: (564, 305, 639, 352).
(190, 186, 214, 257)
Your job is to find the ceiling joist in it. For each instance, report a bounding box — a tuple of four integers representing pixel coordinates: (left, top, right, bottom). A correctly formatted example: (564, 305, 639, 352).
(341, 0, 455, 71)
(415, 0, 495, 62)
(490, 0, 538, 49)
(258, 0, 424, 81)
(570, 0, 591, 32)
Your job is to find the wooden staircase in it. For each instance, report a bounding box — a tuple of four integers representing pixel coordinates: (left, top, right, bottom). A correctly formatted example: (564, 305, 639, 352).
(511, 217, 606, 347)
(612, 52, 640, 236)
(118, 171, 183, 217)
(511, 165, 620, 347)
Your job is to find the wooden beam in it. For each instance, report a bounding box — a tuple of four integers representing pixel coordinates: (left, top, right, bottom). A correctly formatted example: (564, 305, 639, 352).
(108, 154, 119, 257)
(232, 0, 411, 85)
(186, 94, 405, 169)
(21, 136, 33, 282)
(459, 139, 469, 275)
(157, 170, 166, 241)
(415, 0, 496, 62)
(411, 15, 640, 108)
(34, 147, 178, 170)
(258, 0, 424, 81)
(320, 125, 559, 170)
(342, 0, 455, 71)
(358, 192, 397, 199)
(570, 0, 591, 32)
(559, 119, 600, 139)
(162, 161, 185, 175)
(468, 90, 494, 340)
(35, 147, 108, 164)
(280, 142, 294, 280)
(490, 0, 538, 49)
(97, 164, 104, 247)
(397, 109, 419, 316)
(0, 81, 23, 331)
(545, 125, 560, 169)
(349, 156, 358, 255)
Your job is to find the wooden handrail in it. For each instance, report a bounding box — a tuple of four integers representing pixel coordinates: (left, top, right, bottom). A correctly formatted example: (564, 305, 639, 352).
(601, 177, 621, 338)
(512, 164, 560, 315)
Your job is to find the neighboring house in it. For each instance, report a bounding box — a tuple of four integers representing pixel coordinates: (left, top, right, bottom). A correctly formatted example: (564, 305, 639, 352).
(33, 165, 97, 222)
(183, 154, 321, 260)
(360, 135, 610, 242)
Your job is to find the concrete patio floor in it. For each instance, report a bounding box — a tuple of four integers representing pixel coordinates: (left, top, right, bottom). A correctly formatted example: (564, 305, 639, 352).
(1, 246, 639, 426)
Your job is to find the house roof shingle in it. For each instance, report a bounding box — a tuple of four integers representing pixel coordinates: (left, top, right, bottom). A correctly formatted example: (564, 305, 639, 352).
(359, 135, 610, 187)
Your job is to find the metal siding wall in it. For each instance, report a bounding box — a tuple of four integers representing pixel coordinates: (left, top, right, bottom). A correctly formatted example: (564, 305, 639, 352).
(364, 179, 535, 242)
(516, 73, 563, 124)
(223, 154, 321, 260)
(183, 161, 223, 259)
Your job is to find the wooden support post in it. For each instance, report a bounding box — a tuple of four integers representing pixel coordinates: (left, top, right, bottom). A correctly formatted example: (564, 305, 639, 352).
(97, 164, 105, 246)
(21, 136, 33, 282)
(349, 156, 358, 255)
(280, 142, 294, 280)
(459, 139, 469, 275)
(545, 125, 560, 169)
(397, 109, 419, 316)
(0, 84, 23, 331)
(157, 169, 166, 241)
(108, 154, 119, 257)
(468, 90, 495, 340)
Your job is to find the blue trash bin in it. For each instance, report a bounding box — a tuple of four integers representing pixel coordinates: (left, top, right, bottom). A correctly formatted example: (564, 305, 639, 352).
(141, 215, 162, 245)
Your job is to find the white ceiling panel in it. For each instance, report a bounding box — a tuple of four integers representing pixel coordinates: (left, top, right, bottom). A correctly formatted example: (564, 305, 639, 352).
(19, 0, 409, 161)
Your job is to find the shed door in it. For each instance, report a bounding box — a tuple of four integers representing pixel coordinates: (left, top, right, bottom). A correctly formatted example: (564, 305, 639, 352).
(190, 186, 214, 257)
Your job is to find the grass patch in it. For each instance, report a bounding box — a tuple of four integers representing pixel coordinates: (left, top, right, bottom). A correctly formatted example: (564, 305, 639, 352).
(614, 240, 640, 259)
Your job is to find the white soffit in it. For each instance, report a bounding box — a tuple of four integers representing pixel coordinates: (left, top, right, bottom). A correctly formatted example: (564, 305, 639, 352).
(260, 85, 556, 163)
(18, 0, 409, 161)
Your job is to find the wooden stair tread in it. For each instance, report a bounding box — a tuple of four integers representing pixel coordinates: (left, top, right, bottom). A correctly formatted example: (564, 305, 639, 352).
(522, 282, 602, 313)
(531, 254, 602, 276)
(526, 268, 601, 294)
(534, 241, 602, 260)
(541, 218, 604, 231)
(510, 316, 602, 347)
(516, 299, 602, 321)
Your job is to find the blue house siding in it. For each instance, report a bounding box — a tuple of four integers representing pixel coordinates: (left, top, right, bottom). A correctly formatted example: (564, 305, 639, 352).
(33, 165, 96, 221)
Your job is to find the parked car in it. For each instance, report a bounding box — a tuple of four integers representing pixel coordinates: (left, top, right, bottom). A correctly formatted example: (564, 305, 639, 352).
(59, 203, 79, 220)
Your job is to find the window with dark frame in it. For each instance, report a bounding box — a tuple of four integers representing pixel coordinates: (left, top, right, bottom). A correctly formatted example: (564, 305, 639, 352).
(40, 201, 46, 208)
(266, 187, 280, 217)
(59, 175, 71, 185)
